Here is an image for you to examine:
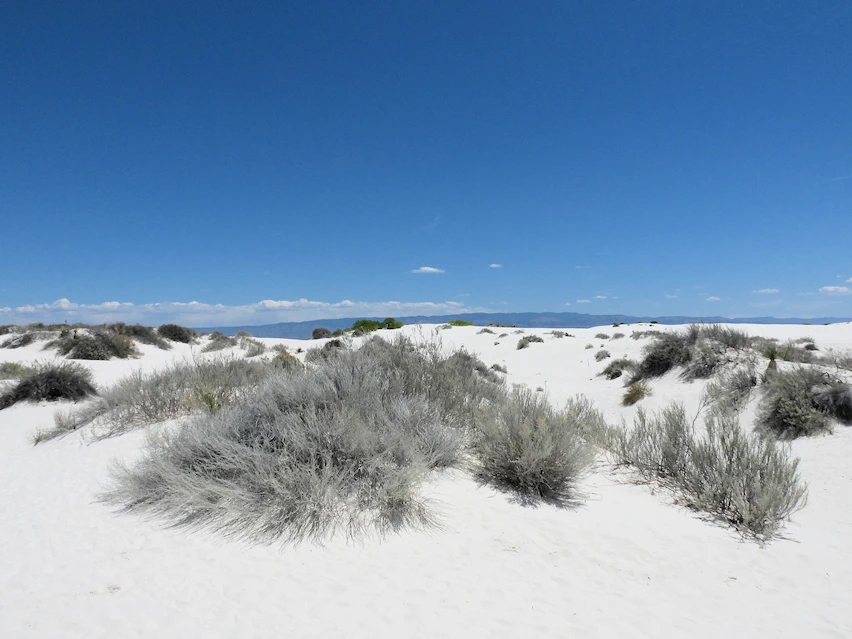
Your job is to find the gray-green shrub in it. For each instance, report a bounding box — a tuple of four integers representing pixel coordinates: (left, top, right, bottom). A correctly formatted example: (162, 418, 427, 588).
(1, 362, 97, 410)
(517, 335, 544, 350)
(756, 367, 841, 438)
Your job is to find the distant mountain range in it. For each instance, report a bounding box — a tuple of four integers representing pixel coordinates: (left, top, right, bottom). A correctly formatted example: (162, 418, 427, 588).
(198, 312, 851, 339)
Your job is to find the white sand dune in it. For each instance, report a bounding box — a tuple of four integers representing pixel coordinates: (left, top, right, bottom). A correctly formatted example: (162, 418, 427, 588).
(1, 323, 850, 638)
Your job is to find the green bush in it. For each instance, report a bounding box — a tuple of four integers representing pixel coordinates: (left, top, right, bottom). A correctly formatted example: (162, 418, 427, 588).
(49, 331, 139, 360)
(107, 323, 171, 350)
(757, 367, 851, 438)
(448, 319, 474, 327)
(157, 324, 197, 343)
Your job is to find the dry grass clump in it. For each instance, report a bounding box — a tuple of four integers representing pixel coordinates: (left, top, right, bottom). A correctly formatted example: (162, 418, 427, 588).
(202, 332, 237, 352)
(705, 365, 759, 412)
(595, 349, 611, 362)
(1, 362, 97, 410)
(594, 333, 610, 340)
(270, 346, 302, 370)
(517, 335, 544, 350)
(0, 361, 34, 380)
(490, 363, 508, 374)
(107, 323, 171, 350)
(622, 381, 651, 406)
(611, 333, 625, 340)
(47, 330, 139, 361)
(477, 328, 496, 335)
(757, 367, 852, 438)
(240, 337, 267, 357)
(599, 358, 634, 380)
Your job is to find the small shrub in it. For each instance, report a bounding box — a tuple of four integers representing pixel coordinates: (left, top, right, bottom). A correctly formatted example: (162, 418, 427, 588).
(584, 343, 594, 349)
(705, 366, 758, 412)
(498, 333, 509, 338)
(701, 324, 751, 350)
(0, 361, 34, 380)
(756, 367, 835, 438)
(477, 328, 495, 335)
(202, 333, 237, 353)
(600, 358, 634, 380)
(595, 349, 611, 362)
(235, 331, 253, 338)
(448, 319, 474, 327)
(311, 327, 332, 340)
(490, 363, 508, 374)
(594, 333, 610, 340)
(611, 333, 625, 340)
(1, 333, 36, 349)
(0, 362, 97, 410)
(804, 343, 818, 351)
(331, 329, 344, 337)
(305, 338, 347, 364)
(517, 335, 544, 350)
(631, 330, 661, 340)
(681, 340, 724, 380)
(271, 348, 303, 370)
(49, 331, 139, 360)
(108, 323, 170, 350)
(776, 340, 816, 363)
(471, 389, 595, 503)
(240, 337, 267, 358)
(631, 329, 697, 382)
(157, 324, 196, 343)
(622, 382, 651, 406)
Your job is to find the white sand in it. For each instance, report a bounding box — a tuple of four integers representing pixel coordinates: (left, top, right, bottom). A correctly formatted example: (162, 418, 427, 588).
(1, 323, 850, 638)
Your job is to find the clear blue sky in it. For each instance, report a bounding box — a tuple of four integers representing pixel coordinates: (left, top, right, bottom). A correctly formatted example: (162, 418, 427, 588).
(2, 1, 851, 326)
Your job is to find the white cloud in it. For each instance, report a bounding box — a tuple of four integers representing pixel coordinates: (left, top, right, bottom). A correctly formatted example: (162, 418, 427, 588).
(0, 297, 484, 326)
(576, 299, 591, 304)
(753, 288, 780, 294)
(594, 295, 606, 300)
(564, 302, 572, 307)
(489, 263, 502, 269)
(706, 296, 720, 302)
(665, 294, 678, 299)
(411, 266, 444, 274)
(819, 286, 851, 296)
(847, 278, 852, 283)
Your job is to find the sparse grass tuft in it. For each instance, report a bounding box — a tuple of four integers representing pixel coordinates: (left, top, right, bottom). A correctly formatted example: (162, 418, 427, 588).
(705, 366, 758, 412)
(517, 335, 544, 350)
(599, 358, 634, 380)
(202, 333, 237, 352)
(595, 349, 611, 362)
(477, 328, 495, 335)
(611, 333, 625, 340)
(490, 363, 508, 374)
(240, 337, 267, 358)
(622, 381, 651, 406)
(595, 333, 610, 340)
(0, 362, 97, 410)
(0, 361, 34, 380)
(108, 323, 171, 350)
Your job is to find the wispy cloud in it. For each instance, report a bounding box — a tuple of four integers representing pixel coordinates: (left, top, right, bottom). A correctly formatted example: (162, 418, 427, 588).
(665, 294, 678, 299)
(489, 263, 502, 269)
(564, 302, 572, 306)
(847, 277, 852, 283)
(574, 265, 589, 270)
(753, 288, 780, 294)
(827, 173, 852, 182)
(594, 295, 607, 300)
(0, 297, 482, 326)
(819, 286, 851, 296)
(706, 296, 720, 302)
(576, 299, 591, 304)
(411, 266, 445, 274)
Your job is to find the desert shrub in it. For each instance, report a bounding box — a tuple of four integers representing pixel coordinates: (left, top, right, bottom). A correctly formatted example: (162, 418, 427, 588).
(622, 381, 651, 406)
(607, 403, 807, 538)
(1, 333, 38, 349)
(477, 328, 495, 335)
(611, 333, 625, 340)
(158, 324, 196, 343)
(809, 381, 852, 424)
(631, 330, 661, 340)
(448, 319, 474, 327)
(0, 325, 19, 336)
(234, 331, 253, 338)
(701, 324, 751, 350)
(804, 342, 818, 351)
(202, 333, 237, 352)
(44, 358, 271, 442)
(240, 337, 267, 358)
(488, 323, 518, 328)
(756, 367, 837, 438)
(470, 389, 595, 503)
(305, 338, 347, 364)
(331, 329, 344, 337)
(0, 361, 34, 380)
(103, 354, 461, 544)
(600, 358, 634, 380)
(490, 363, 508, 374)
(108, 323, 170, 350)
(439, 324, 452, 330)
(594, 333, 610, 340)
(271, 348, 302, 370)
(517, 335, 544, 350)
(498, 333, 509, 338)
(49, 331, 139, 360)
(631, 329, 698, 382)
(794, 336, 815, 344)
(776, 340, 816, 363)
(681, 340, 725, 380)
(584, 343, 594, 349)
(311, 327, 332, 339)
(705, 366, 758, 412)
(0, 362, 97, 410)
(822, 349, 852, 372)
(595, 349, 611, 362)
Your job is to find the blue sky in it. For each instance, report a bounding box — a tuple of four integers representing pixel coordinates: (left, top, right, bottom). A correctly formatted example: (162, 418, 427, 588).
(2, 1, 851, 326)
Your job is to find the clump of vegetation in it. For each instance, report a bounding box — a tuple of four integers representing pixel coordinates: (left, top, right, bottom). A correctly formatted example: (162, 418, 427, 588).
(488, 323, 518, 328)
(604, 404, 808, 539)
(311, 327, 332, 339)
(0, 362, 97, 410)
(705, 366, 759, 412)
(517, 335, 544, 350)
(271, 348, 302, 370)
(47, 330, 139, 361)
(477, 328, 495, 335)
(550, 330, 572, 338)
(305, 338, 348, 364)
(631, 330, 662, 340)
(490, 363, 508, 374)
(43, 358, 271, 442)
(498, 333, 509, 338)
(346, 318, 404, 334)
(448, 319, 474, 327)
(595, 349, 611, 362)
(0, 361, 34, 380)
(202, 332, 237, 352)
(757, 367, 851, 438)
(630, 327, 699, 382)
(611, 333, 625, 340)
(622, 382, 651, 406)
(240, 337, 267, 358)
(107, 323, 171, 350)
(594, 333, 610, 340)
(470, 389, 595, 503)
(584, 343, 594, 349)
(235, 331, 253, 338)
(1, 333, 37, 349)
(700, 324, 751, 350)
(157, 324, 197, 344)
(600, 358, 634, 380)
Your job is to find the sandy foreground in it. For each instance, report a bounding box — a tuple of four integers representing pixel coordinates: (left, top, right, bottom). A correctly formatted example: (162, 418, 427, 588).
(1, 323, 850, 638)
